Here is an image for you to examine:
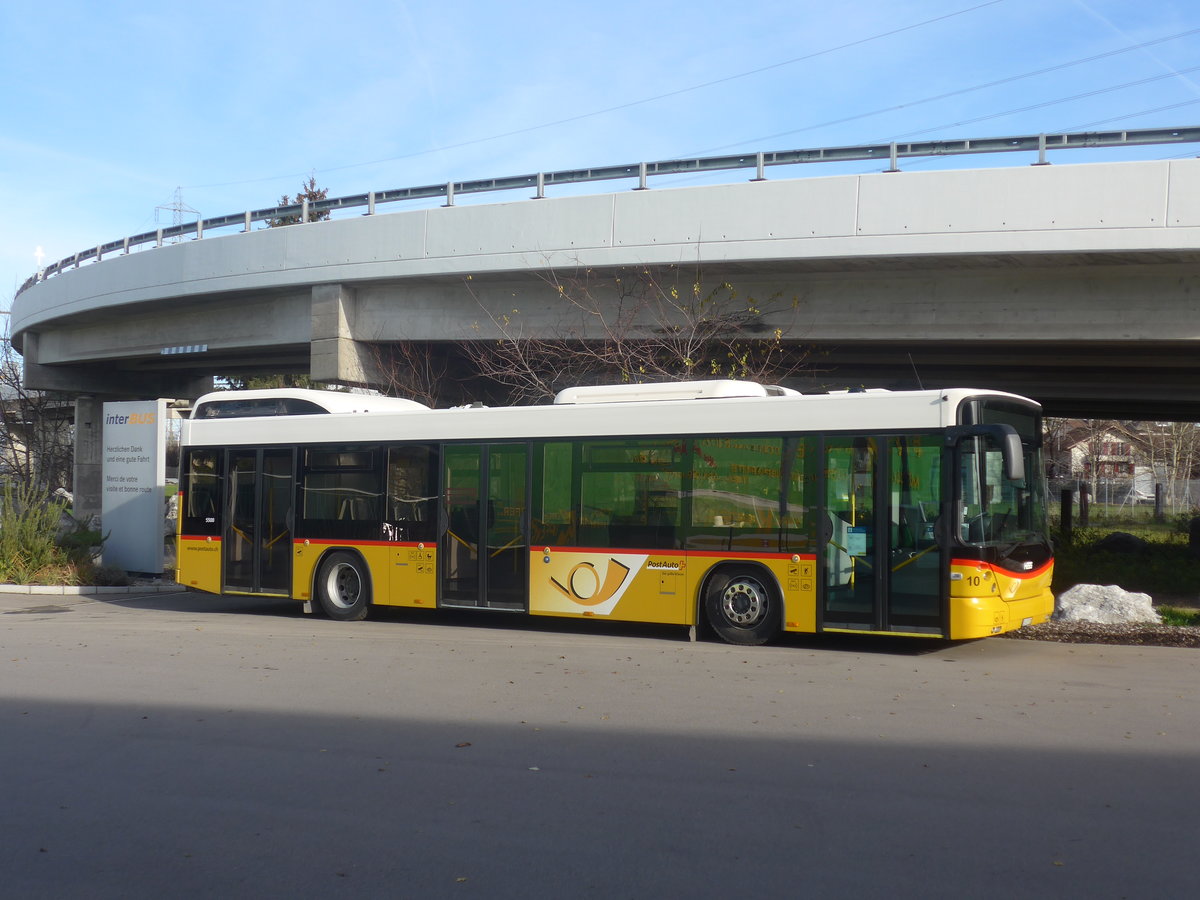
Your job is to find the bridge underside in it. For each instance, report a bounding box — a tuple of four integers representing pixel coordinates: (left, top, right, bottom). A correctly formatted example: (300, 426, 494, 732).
(23, 340, 1200, 419)
(174, 338, 1200, 420)
(790, 339, 1200, 420)
(18, 254, 1200, 421)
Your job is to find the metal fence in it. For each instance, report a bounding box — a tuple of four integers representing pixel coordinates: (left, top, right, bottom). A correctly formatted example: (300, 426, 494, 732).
(1050, 477, 1200, 525)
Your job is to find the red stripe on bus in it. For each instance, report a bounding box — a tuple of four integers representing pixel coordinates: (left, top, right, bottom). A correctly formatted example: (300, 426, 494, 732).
(951, 558, 1053, 578)
(294, 539, 427, 548)
(536, 545, 815, 560)
(180, 535, 221, 542)
(687, 550, 817, 561)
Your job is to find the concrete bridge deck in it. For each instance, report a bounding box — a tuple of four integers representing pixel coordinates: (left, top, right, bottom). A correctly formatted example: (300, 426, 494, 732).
(12, 153, 1200, 419)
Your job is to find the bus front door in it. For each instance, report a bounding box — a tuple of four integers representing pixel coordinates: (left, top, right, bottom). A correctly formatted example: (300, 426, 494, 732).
(821, 436, 943, 634)
(223, 449, 293, 596)
(441, 443, 528, 610)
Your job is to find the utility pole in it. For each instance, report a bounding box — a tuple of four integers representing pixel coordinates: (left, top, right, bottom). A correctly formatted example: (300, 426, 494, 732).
(154, 188, 200, 242)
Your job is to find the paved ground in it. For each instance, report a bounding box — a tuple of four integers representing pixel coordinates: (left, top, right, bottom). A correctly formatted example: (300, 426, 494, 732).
(3, 590, 1199, 898)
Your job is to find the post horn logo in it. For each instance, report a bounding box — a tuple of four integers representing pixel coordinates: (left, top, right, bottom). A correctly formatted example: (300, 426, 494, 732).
(550, 558, 632, 606)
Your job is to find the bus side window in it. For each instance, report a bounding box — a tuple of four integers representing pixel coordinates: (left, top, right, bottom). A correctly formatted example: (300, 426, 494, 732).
(579, 439, 682, 550)
(386, 445, 437, 542)
(183, 449, 221, 536)
(299, 446, 382, 541)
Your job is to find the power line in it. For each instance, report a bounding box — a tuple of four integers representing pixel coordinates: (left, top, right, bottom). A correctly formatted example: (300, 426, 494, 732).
(693, 26, 1200, 155)
(183, 0, 1006, 190)
(1057, 99, 1200, 133)
(887, 64, 1200, 141)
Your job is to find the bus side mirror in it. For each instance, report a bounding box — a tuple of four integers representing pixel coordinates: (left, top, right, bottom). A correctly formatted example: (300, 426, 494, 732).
(1000, 431, 1025, 482)
(946, 424, 1025, 482)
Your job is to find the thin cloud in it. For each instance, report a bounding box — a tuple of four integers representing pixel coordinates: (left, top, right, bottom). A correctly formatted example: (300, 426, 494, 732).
(1073, 0, 1200, 96)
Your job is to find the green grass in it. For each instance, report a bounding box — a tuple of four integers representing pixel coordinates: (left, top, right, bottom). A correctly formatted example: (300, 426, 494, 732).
(1158, 606, 1200, 627)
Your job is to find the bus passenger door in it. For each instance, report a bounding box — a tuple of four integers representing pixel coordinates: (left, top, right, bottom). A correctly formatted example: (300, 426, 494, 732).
(821, 436, 944, 634)
(886, 436, 942, 633)
(223, 449, 293, 595)
(441, 443, 527, 610)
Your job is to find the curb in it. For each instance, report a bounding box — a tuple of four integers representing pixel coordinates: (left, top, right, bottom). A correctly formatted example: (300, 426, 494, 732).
(0, 583, 186, 596)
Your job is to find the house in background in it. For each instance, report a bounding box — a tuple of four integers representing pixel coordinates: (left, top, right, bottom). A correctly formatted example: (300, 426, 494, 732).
(1046, 420, 1198, 509)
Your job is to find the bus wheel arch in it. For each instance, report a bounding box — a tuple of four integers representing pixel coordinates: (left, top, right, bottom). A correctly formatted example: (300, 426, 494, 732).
(314, 549, 372, 621)
(700, 563, 782, 646)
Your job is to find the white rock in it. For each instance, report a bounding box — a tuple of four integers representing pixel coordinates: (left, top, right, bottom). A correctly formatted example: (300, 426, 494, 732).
(1054, 584, 1161, 625)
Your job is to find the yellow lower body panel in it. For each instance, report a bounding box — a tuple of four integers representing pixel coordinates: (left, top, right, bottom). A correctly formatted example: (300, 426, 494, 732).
(383, 544, 438, 607)
(176, 536, 222, 594)
(292, 541, 438, 608)
(527, 549, 818, 631)
(529, 549, 689, 624)
(948, 558, 1055, 640)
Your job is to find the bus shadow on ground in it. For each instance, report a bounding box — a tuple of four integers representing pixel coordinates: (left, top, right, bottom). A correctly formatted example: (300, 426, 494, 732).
(102, 591, 957, 655)
(371, 605, 962, 655)
(98, 591, 309, 619)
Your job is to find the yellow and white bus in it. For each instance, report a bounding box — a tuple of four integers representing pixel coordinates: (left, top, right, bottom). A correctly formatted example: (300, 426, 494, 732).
(176, 380, 1053, 643)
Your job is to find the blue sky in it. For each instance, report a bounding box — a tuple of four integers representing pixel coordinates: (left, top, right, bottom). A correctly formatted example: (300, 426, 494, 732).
(3, 0, 1199, 305)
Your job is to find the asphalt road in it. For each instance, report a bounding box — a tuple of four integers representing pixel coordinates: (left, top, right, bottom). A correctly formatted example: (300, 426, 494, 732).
(3, 590, 1199, 899)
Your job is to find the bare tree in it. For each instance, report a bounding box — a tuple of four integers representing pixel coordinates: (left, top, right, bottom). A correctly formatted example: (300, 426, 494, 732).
(458, 266, 812, 404)
(237, 266, 810, 407)
(363, 341, 470, 408)
(1042, 417, 1074, 482)
(1143, 421, 1200, 511)
(0, 325, 73, 491)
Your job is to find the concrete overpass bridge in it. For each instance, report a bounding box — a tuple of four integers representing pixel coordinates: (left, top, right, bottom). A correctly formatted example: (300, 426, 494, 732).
(12, 127, 1200, 420)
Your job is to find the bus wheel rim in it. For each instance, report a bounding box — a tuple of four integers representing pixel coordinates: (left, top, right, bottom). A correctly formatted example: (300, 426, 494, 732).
(722, 578, 767, 627)
(326, 563, 361, 608)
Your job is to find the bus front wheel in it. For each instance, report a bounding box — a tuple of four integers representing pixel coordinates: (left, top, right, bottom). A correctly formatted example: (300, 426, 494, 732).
(704, 567, 780, 646)
(316, 552, 371, 621)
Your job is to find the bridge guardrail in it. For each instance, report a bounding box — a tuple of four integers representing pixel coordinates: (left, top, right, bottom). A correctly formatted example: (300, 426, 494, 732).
(18, 126, 1199, 297)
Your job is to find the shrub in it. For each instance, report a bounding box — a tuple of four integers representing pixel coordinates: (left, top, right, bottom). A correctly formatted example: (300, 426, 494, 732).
(1171, 510, 1200, 536)
(0, 482, 123, 586)
(0, 481, 76, 585)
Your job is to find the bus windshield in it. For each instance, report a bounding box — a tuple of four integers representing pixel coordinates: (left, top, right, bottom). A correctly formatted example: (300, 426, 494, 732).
(958, 401, 1048, 552)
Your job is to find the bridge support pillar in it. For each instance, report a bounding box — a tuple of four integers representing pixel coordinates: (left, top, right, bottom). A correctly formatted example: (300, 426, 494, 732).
(310, 284, 383, 387)
(73, 397, 103, 527)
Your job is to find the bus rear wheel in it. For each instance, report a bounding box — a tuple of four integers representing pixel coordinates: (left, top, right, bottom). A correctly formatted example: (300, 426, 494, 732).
(316, 552, 371, 621)
(704, 567, 780, 646)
